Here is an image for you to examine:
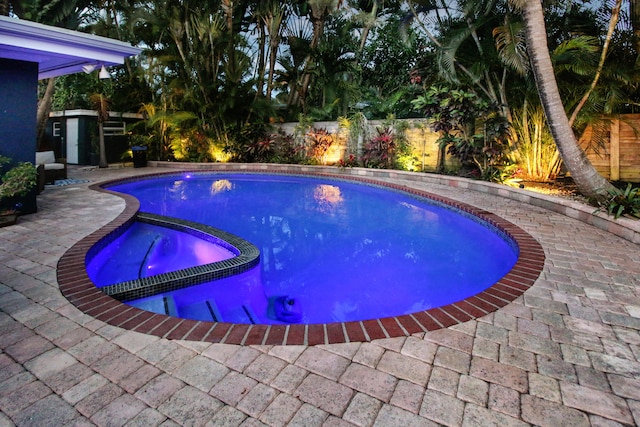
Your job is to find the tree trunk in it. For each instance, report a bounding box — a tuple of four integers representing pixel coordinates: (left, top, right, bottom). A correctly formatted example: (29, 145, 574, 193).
(296, 16, 325, 108)
(357, 1, 378, 54)
(436, 144, 446, 173)
(630, 0, 640, 57)
(266, 40, 278, 100)
(36, 78, 56, 150)
(265, 6, 285, 101)
(295, 0, 340, 108)
(98, 121, 108, 168)
(90, 93, 110, 168)
(522, 0, 614, 201)
(256, 23, 266, 97)
(0, 0, 9, 16)
(568, 0, 622, 126)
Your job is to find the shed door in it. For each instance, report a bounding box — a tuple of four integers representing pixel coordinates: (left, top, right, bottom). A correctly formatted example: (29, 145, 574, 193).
(66, 118, 79, 164)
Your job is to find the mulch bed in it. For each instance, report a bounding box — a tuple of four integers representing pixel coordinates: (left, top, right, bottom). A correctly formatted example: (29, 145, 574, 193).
(516, 178, 589, 204)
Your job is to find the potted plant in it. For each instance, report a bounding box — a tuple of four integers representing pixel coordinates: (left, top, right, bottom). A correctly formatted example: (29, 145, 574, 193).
(0, 155, 38, 227)
(129, 134, 149, 168)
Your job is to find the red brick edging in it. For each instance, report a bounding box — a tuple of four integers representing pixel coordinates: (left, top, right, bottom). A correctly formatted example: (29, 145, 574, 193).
(57, 167, 545, 345)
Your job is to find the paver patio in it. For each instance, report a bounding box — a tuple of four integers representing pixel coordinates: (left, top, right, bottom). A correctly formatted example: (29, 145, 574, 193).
(1, 164, 639, 426)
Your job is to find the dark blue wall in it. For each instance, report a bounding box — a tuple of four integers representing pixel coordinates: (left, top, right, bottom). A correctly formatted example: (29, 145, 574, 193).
(0, 58, 38, 214)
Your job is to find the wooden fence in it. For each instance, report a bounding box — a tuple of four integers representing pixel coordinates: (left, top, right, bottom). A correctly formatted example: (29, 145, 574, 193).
(580, 114, 640, 182)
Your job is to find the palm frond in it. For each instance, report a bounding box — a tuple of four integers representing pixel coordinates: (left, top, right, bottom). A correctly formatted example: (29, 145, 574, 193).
(493, 19, 528, 76)
(459, 0, 498, 19)
(89, 93, 111, 123)
(436, 21, 473, 81)
(437, 47, 460, 82)
(552, 35, 600, 76)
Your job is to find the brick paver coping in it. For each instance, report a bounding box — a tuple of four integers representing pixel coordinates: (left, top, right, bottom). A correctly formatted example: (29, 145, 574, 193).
(57, 167, 545, 345)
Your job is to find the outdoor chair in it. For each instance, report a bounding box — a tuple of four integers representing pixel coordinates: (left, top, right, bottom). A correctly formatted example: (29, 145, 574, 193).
(35, 150, 67, 184)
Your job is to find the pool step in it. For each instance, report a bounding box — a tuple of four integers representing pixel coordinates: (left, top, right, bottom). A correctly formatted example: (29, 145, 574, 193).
(179, 299, 258, 324)
(242, 305, 257, 324)
(127, 294, 177, 317)
(130, 295, 260, 324)
(206, 300, 223, 322)
(178, 299, 224, 322)
(163, 296, 178, 317)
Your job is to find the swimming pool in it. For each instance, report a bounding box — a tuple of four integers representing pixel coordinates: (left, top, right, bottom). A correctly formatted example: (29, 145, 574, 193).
(57, 165, 545, 344)
(88, 172, 519, 325)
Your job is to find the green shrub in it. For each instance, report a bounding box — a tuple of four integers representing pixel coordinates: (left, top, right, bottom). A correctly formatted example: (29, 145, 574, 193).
(598, 183, 640, 219)
(0, 155, 37, 215)
(0, 156, 37, 201)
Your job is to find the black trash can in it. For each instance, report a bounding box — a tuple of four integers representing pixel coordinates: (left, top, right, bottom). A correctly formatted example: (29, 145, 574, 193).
(132, 146, 147, 168)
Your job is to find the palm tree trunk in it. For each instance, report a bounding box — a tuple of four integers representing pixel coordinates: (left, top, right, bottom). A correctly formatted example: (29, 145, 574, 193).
(266, 39, 278, 100)
(631, 0, 640, 57)
(98, 122, 108, 168)
(264, 2, 286, 101)
(521, 0, 614, 200)
(36, 78, 56, 150)
(256, 23, 266, 97)
(90, 93, 111, 168)
(0, 0, 9, 16)
(357, 1, 378, 54)
(297, 16, 325, 108)
(568, 0, 622, 126)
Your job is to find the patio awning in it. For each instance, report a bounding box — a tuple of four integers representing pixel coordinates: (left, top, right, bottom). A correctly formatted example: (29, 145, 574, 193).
(0, 15, 142, 79)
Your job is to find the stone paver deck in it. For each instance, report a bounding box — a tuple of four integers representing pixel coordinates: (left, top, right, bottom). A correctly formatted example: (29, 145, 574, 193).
(1, 164, 639, 426)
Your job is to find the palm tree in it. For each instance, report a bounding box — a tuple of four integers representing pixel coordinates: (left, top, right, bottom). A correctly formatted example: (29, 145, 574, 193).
(137, 103, 197, 161)
(351, 0, 401, 54)
(409, 1, 515, 120)
(631, 0, 640, 56)
(262, 1, 289, 101)
(513, 0, 614, 200)
(293, 0, 342, 108)
(89, 93, 111, 168)
(567, 0, 623, 126)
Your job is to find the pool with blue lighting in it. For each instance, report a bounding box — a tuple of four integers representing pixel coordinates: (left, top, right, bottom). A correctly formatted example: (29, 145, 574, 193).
(87, 172, 519, 325)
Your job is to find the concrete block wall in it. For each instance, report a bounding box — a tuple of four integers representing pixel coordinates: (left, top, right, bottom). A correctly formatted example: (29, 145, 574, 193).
(277, 119, 450, 171)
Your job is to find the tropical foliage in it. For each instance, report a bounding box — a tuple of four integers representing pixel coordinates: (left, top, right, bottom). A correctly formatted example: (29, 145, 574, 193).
(7, 0, 640, 198)
(0, 155, 37, 204)
(598, 183, 640, 219)
(361, 122, 413, 170)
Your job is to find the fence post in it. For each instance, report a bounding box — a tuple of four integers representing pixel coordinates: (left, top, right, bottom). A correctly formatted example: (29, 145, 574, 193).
(610, 119, 620, 181)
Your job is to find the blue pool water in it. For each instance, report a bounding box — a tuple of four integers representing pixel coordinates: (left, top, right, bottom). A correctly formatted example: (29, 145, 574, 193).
(87, 222, 236, 286)
(92, 173, 518, 324)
